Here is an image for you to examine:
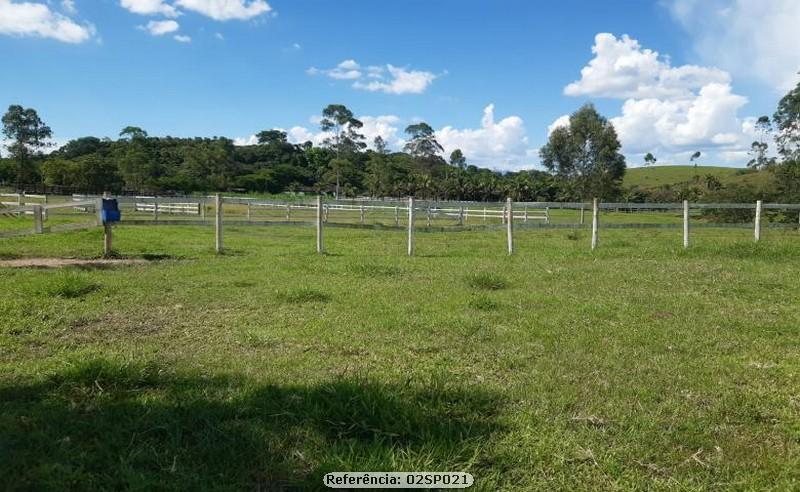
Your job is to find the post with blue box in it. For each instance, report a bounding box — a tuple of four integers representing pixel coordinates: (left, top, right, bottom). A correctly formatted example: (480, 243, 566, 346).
(100, 193, 121, 257)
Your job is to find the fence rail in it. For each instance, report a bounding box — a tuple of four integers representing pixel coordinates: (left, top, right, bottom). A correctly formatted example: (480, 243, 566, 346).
(2, 194, 800, 256)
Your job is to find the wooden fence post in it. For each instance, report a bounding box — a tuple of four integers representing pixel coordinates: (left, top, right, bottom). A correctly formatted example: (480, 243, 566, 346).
(395, 206, 399, 226)
(247, 202, 252, 222)
(683, 200, 690, 249)
(215, 193, 223, 254)
(103, 222, 113, 258)
(286, 204, 291, 221)
(154, 197, 159, 222)
(506, 197, 514, 255)
(426, 206, 432, 227)
(408, 197, 415, 256)
(483, 207, 487, 223)
(524, 206, 529, 223)
(459, 206, 464, 226)
(43, 194, 48, 220)
(316, 195, 324, 254)
(360, 205, 365, 224)
(580, 206, 585, 226)
(754, 199, 762, 242)
(591, 198, 599, 251)
(464, 207, 469, 225)
(33, 205, 43, 234)
(324, 204, 329, 223)
(201, 199, 206, 222)
(95, 198, 103, 226)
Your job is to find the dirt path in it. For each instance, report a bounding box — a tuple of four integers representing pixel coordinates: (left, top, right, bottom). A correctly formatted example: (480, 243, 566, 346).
(0, 258, 150, 268)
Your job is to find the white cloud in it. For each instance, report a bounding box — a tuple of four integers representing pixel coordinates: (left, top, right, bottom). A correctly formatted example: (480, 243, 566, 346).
(666, 0, 800, 92)
(547, 115, 570, 136)
(307, 59, 362, 80)
(354, 65, 437, 95)
(564, 33, 730, 99)
(174, 0, 270, 21)
(120, 0, 179, 17)
(0, 0, 94, 43)
(139, 19, 179, 35)
(609, 82, 748, 152)
(61, 0, 76, 14)
(562, 33, 757, 166)
(308, 60, 438, 95)
(120, 0, 271, 21)
(437, 104, 534, 170)
(173, 33, 190, 43)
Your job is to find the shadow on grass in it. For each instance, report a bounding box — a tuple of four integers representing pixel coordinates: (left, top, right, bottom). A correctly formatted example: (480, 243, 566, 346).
(0, 359, 505, 491)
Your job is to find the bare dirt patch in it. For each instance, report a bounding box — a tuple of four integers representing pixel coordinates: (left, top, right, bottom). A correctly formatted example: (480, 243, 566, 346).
(0, 258, 149, 268)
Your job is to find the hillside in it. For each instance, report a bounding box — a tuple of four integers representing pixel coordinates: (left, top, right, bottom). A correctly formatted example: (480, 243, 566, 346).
(624, 165, 774, 191)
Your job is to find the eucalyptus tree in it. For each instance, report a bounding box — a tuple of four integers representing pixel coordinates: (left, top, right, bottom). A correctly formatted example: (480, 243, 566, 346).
(1, 105, 52, 190)
(319, 104, 365, 197)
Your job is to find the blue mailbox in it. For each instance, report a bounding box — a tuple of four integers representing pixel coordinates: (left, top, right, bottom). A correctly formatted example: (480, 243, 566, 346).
(101, 198, 121, 223)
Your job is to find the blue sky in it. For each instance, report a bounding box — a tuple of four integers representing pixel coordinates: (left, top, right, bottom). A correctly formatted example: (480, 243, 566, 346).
(1, 0, 798, 170)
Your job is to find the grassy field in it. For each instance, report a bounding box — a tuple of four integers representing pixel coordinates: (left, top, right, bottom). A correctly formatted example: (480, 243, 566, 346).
(1, 225, 799, 490)
(624, 165, 775, 191)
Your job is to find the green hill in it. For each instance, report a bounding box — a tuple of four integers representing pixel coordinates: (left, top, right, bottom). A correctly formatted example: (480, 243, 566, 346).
(624, 165, 774, 191)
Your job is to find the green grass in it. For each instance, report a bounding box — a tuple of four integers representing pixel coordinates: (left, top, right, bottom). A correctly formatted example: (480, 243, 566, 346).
(1, 225, 800, 490)
(624, 165, 740, 189)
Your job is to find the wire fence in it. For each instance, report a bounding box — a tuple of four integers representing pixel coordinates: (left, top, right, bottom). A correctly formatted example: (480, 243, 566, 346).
(1, 193, 799, 255)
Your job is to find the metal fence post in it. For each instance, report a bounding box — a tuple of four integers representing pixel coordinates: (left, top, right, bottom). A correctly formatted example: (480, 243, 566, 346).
(754, 199, 762, 242)
(215, 193, 223, 254)
(506, 197, 514, 255)
(408, 197, 415, 256)
(683, 200, 690, 248)
(591, 198, 599, 251)
(316, 195, 324, 254)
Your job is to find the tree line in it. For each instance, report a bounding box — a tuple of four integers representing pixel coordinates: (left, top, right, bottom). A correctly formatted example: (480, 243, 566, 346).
(0, 102, 628, 201)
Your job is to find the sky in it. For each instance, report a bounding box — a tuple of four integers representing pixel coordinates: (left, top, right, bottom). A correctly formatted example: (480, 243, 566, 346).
(1, 0, 798, 171)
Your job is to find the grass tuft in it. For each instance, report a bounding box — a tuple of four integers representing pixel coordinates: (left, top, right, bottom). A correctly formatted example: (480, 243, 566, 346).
(45, 271, 100, 299)
(277, 287, 331, 304)
(468, 295, 500, 311)
(465, 272, 508, 290)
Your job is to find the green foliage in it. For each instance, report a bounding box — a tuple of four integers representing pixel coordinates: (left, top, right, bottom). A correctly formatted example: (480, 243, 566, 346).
(1, 105, 52, 190)
(539, 104, 626, 200)
(774, 81, 800, 160)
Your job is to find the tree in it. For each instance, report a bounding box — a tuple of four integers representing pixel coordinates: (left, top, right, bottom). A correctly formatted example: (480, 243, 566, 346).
(320, 104, 365, 197)
(690, 151, 702, 178)
(119, 126, 148, 141)
(449, 149, 466, 169)
(404, 123, 443, 159)
(538, 104, 626, 200)
(373, 136, 388, 155)
(747, 116, 774, 169)
(256, 129, 288, 146)
(643, 152, 657, 166)
(774, 81, 800, 160)
(1, 105, 52, 190)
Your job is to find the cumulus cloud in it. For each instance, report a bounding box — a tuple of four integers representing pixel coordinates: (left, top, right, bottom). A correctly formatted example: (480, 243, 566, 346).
(353, 65, 438, 95)
(174, 0, 270, 21)
(561, 33, 757, 166)
(0, 0, 94, 43)
(437, 104, 534, 170)
(666, 0, 800, 92)
(139, 19, 179, 35)
(564, 33, 730, 99)
(120, 0, 271, 21)
(308, 59, 438, 95)
(120, 0, 179, 17)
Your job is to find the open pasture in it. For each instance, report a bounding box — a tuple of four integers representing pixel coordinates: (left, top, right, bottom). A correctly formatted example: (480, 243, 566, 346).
(1, 224, 799, 490)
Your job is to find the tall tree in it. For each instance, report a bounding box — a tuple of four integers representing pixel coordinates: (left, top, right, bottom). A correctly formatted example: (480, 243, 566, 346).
(404, 123, 443, 159)
(256, 129, 288, 146)
(774, 81, 800, 160)
(748, 116, 773, 169)
(373, 135, 388, 155)
(320, 104, 365, 197)
(1, 105, 52, 190)
(538, 104, 626, 200)
(449, 149, 466, 169)
(643, 152, 657, 166)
